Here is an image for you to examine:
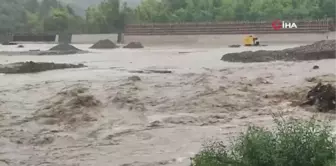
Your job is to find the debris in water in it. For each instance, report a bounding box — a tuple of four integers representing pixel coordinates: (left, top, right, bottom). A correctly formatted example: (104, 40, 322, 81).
(123, 42, 144, 48)
(178, 51, 190, 54)
(128, 75, 141, 81)
(300, 82, 336, 112)
(313, 65, 319, 69)
(147, 70, 172, 74)
(228, 44, 241, 48)
(129, 69, 172, 74)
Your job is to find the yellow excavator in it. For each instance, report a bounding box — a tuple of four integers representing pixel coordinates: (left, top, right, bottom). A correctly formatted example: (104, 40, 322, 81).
(243, 35, 260, 46)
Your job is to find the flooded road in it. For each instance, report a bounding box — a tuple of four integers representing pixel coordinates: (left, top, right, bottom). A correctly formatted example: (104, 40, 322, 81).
(0, 43, 335, 166)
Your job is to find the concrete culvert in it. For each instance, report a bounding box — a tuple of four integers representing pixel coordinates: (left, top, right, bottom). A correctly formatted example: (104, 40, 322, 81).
(90, 39, 118, 49)
(123, 42, 144, 49)
(0, 61, 86, 74)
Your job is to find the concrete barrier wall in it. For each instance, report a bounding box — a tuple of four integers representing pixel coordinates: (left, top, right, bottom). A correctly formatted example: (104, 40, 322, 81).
(13, 34, 56, 42)
(124, 32, 336, 47)
(0, 34, 13, 43)
(9, 32, 333, 46)
(125, 20, 331, 35)
(70, 34, 118, 44)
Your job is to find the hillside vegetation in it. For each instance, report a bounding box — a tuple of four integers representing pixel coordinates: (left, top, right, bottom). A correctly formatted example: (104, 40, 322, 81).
(192, 117, 336, 166)
(59, 0, 141, 16)
(0, 0, 334, 34)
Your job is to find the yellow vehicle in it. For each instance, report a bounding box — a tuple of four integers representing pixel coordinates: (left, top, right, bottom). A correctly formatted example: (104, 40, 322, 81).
(243, 35, 260, 46)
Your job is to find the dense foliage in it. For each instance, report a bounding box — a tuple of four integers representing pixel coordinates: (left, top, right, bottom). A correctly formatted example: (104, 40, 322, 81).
(191, 117, 336, 166)
(0, 0, 335, 33)
(134, 0, 335, 22)
(0, 0, 85, 33)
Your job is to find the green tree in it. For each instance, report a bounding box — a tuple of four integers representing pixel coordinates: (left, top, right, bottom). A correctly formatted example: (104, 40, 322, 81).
(128, 0, 335, 23)
(25, 11, 43, 33)
(0, 0, 26, 33)
(24, 0, 40, 13)
(85, 6, 109, 33)
(1, 0, 335, 34)
(43, 8, 70, 32)
(319, 0, 336, 18)
(39, 0, 61, 16)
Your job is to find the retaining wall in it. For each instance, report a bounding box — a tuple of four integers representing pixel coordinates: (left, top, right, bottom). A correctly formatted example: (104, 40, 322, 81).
(125, 20, 331, 35)
(0, 33, 57, 43)
(0, 34, 13, 43)
(70, 34, 118, 44)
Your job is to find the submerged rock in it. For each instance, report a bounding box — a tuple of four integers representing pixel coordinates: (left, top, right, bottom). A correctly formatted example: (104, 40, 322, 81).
(128, 75, 141, 81)
(313, 65, 319, 69)
(228, 44, 241, 48)
(123, 42, 144, 48)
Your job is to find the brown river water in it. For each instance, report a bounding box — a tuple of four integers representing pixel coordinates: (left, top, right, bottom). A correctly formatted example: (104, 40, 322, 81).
(0, 43, 335, 166)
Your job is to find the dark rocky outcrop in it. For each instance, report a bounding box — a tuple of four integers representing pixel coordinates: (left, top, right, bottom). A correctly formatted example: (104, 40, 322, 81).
(221, 40, 336, 63)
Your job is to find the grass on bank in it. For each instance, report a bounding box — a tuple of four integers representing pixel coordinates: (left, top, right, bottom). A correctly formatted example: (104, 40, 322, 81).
(191, 117, 336, 166)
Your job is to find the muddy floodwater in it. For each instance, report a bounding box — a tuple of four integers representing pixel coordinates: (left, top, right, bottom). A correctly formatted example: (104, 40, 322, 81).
(0, 43, 335, 166)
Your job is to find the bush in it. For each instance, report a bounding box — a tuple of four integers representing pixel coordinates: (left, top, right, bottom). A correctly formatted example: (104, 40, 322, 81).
(191, 117, 336, 166)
